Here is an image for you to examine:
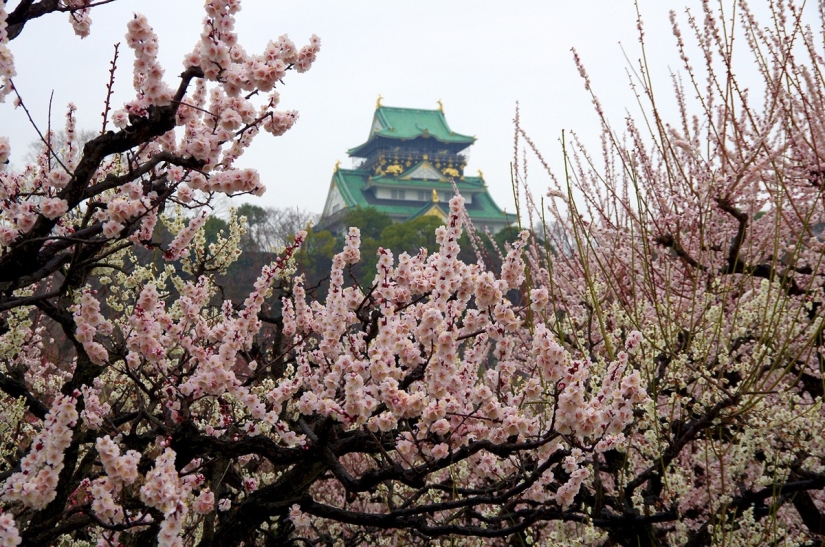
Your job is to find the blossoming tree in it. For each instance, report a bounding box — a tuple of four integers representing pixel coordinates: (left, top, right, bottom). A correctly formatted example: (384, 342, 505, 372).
(0, 1, 823, 546)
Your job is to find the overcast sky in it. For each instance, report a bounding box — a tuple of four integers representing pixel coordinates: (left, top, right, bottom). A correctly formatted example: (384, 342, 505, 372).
(3, 1, 816, 217)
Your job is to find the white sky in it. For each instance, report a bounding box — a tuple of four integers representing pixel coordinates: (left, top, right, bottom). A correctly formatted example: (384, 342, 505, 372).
(2, 1, 816, 216)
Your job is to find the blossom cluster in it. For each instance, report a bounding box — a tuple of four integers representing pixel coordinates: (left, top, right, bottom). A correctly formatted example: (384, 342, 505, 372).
(2, 395, 78, 510)
(0, 513, 20, 547)
(140, 449, 193, 547)
(87, 446, 141, 532)
(125, 13, 174, 107)
(64, 0, 93, 38)
(72, 289, 113, 365)
(283, 196, 649, 495)
(0, 4, 13, 103)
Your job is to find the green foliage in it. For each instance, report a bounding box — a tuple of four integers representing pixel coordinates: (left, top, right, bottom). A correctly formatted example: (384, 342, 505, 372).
(295, 227, 338, 292)
(379, 216, 443, 257)
(342, 207, 392, 240)
(237, 203, 268, 252)
(203, 216, 230, 246)
(236, 203, 268, 225)
(338, 207, 393, 282)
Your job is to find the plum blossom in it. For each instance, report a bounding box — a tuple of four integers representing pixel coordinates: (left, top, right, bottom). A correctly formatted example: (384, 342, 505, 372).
(193, 489, 215, 514)
(289, 504, 311, 533)
(124, 13, 173, 106)
(140, 448, 189, 547)
(80, 380, 111, 430)
(71, 289, 112, 365)
(0, 137, 9, 164)
(165, 212, 208, 260)
(64, 0, 93, 37)
(0, 5, 15, 103)
(96, 436, 140, 485)
(38, 197, 68, 220)
(0, 513, 21, 547)
(2, 396, 78, 510)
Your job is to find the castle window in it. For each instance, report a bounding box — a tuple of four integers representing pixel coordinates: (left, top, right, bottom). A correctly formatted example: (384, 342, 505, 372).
(418, 190, 427, 201)
(391, 189, 406, 200)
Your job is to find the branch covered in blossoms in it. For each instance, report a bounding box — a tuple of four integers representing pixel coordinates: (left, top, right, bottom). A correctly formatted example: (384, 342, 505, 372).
(1, 0, 322, 544)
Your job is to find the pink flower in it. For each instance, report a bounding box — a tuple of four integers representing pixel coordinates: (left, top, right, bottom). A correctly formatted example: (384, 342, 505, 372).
(193, 489, 215, 514)
(289, 504, 311, 532)
(39, 197, 68, 220)
(431, 443, 449, 460)
(111, 110, 128, 128)
(47, 169, 71, 189)
(2, 395, 78, 509)
(0, 225, 18, 247)
(0, 137, 10, 164)
(0, 513, 21, 547)
(102, 220, 123, 238)
(15, 212, 35, 233)
(625, 330, 643, 354)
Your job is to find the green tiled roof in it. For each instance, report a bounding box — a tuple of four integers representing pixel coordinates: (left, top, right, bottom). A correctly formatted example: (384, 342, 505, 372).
(330, 168, 516, 225)
(348, 106, 475, 157)
(407, 202, 450, 222)
(368, 175, 486, 194)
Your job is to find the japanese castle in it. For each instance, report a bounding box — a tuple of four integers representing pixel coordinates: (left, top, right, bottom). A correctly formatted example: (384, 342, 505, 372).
(317, 100, 516, 234)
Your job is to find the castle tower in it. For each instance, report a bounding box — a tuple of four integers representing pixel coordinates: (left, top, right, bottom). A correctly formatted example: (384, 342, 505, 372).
(318, 101, 515, 234)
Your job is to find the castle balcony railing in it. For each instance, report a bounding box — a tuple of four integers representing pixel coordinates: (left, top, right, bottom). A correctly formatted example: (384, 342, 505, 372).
(352, 149, 470, 173)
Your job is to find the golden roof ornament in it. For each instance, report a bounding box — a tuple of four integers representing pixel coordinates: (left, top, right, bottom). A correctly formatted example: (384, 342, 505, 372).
(432, 189, 439, 203)
(376, 94, 383, 109)
(385, 164, 403, 176)
(437, 99, 444, 112)
(334, 160, 341, 172)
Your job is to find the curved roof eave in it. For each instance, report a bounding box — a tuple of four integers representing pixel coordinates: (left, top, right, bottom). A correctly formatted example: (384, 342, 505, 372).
(348, 134, 474, 157)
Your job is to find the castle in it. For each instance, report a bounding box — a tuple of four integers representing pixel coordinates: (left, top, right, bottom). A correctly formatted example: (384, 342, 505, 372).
(317, 100, 515, 234)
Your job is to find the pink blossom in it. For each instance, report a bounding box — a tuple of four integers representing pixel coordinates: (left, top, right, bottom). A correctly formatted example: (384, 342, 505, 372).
(39, 197, 68, 220)
(289, 504, 311, 532)
(0, 137, 9, 164)
(46, 169, 71, 189)
(0, 225, 17, 247)
(193, 489, 215, 514)
(2, 395, 78, 510)
(102, 220, 123, 238)
(0, 513, 21, 547)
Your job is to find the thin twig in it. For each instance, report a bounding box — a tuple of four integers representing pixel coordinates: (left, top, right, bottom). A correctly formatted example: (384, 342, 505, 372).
(10, 83, 71, 174)
(101, 43, 120, 135)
